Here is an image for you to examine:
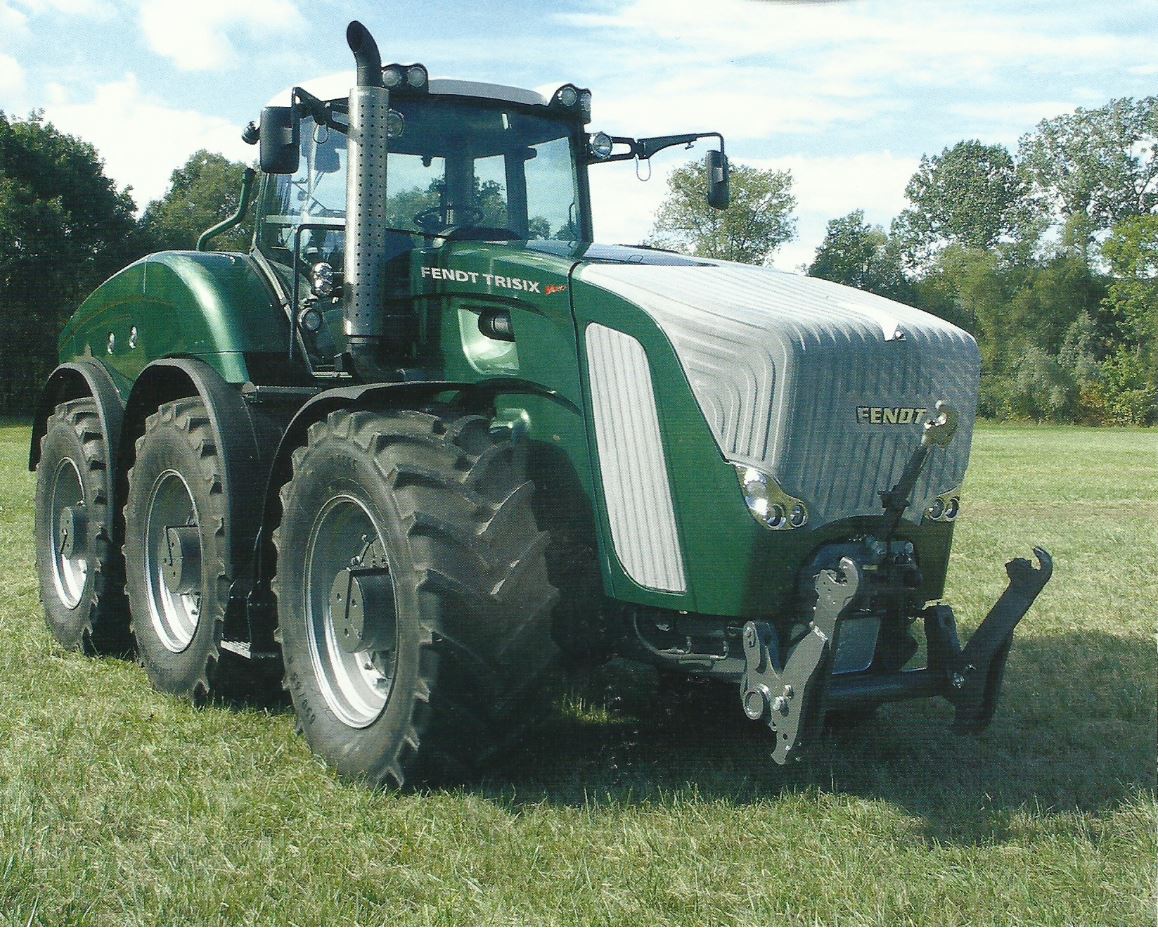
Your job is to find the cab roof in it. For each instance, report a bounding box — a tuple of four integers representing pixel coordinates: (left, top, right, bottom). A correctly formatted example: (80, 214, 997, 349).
(266, 72, 550, 109)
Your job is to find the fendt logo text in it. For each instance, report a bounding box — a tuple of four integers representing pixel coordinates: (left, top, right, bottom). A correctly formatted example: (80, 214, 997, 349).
(856, 405, 928, 425)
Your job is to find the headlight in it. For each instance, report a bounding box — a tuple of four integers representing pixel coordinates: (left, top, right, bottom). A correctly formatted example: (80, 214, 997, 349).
(406, 64, 428, 89)
(588, 131, 613, 159)
(382, 65, 404, 88)
(556, 84, 579, 108)
(310, 262, 335, 297)
(734, 465, 808, 531)
(924, 487, 961, 523)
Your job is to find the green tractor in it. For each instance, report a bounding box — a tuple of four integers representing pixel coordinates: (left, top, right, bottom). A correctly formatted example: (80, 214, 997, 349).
(30, 21, 1050, 786)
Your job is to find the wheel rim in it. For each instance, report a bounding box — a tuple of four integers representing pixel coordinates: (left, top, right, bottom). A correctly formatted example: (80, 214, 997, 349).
(144, 470, 202, 652)
(49, 458, 88, 609)
(305, 495, 398, 729)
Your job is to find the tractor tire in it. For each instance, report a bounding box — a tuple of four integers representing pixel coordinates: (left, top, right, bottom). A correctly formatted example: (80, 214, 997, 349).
(123, 398, 229, 701)
(272, 408, 560, 787)
(34, 398, 128, 652)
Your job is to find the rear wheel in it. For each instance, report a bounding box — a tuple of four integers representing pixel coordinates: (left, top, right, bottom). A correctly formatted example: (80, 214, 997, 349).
(34, 398, 127, 652)
(273, 409, 559, 787)
(123, 398, 229, 700)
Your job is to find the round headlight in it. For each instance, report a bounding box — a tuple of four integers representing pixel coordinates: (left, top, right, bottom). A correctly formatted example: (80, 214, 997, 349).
(298, 305, 323, 334)
(927, 498, 945, 520)
(382, 66, 404, 88)
(588, 131, 613, 159)
(558, 85, 578, 108)
(789, 504, 808, 528)
(385, 109, 405, 139)
(406, 65, 427, 88)
(944, 497, 960, 520)
(311, 262, 335, 298)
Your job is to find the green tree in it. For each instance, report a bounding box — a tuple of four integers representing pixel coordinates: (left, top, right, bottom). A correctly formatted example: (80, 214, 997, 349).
(0, 111, 139, 412)
(139, 150, 254, 252)
(1095, 214, 1158, 423)
(892, 140, 1030, 266)
(646, 159, 796, 264)
(1018, 97, 1158, 242)
(807, 209, 912, 302)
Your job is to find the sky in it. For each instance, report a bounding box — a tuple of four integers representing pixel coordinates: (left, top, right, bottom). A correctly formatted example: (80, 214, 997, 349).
(1, 0, 1155, 270)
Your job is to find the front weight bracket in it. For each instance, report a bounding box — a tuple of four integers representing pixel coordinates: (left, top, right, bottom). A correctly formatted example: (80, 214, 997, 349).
(741, 556, 861, 764)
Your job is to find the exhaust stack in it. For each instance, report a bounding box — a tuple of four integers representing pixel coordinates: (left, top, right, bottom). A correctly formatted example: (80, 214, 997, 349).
(343, 21, 394, 375)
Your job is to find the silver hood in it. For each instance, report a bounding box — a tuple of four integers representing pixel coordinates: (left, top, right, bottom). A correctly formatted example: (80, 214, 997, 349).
(576, 260, 981, 528)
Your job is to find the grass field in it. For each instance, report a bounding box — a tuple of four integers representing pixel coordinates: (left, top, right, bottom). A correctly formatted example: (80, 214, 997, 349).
(0, 420, 1154, 925)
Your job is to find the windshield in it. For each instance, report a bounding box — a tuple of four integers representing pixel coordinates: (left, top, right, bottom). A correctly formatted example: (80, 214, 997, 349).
(258, 96, 585, 271)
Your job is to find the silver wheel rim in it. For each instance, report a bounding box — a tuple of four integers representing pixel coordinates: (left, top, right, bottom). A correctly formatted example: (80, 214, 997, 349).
(144, 470, 201, 652)
(305, 495, 397, 729)
(49, 458, 88, 609)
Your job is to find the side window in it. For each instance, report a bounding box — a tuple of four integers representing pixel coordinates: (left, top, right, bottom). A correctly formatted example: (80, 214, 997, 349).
(258, 124, 348, 271)
(472, 155, 509, 229)
(526, 136, 579, 239)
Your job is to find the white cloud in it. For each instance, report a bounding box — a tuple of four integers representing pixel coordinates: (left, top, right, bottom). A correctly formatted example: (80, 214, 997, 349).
(0, 1, 29, 38)
(13, 0, 113, 14)
(43, 74, 253, 209)
(0, 52, 25, 97)
(560, 0, 1150, 106)
(138, 0, 305, 71)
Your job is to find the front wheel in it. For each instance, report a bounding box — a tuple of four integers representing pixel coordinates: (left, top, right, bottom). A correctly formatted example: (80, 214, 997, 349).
(273, 409, 560, 787)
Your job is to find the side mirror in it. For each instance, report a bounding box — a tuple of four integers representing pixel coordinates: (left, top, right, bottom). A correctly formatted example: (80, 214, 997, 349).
(259, 106, 300, 174)
(707, 149, 729, 209)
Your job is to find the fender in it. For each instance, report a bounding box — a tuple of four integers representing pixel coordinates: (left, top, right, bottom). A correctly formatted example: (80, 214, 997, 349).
(30, 362, 126, 556)
(122, 358, 280, 579)
(251, 380, 466, 588)
(251, 376, 582, 584)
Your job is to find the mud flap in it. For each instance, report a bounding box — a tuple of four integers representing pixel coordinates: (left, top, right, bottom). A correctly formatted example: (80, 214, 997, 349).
(740, 556, 861, 764)
(927, 546, 1053, 733)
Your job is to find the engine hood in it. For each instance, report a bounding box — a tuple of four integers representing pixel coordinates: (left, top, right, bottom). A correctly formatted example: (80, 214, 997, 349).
(573, 258, 981, 528)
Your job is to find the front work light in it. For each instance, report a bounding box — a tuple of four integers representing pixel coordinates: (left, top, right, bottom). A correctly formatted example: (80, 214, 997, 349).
(405, 64, 428, 88)
(551, 84, 591, 122)
(382, 63, 428, 92)
(588, 131, 613, 159)
(734, 465, 808, 531)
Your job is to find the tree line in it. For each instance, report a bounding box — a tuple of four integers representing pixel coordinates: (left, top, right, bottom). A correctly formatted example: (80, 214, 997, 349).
(649, 96, 1156, 426)
(2, 98, 1154, 424)
(0, 111, 251, 412)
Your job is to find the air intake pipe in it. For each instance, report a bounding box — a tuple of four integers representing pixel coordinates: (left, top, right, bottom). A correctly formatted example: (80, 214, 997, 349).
(343, 21, 401, 378)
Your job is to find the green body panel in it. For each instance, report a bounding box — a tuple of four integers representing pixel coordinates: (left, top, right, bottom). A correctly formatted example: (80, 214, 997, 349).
(56, 236, 954, 621)
(386, 241, 955, 618)
(59, 251, 288, 394)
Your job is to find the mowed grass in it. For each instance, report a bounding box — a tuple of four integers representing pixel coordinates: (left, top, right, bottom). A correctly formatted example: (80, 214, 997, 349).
(0, 419, 1154, 925)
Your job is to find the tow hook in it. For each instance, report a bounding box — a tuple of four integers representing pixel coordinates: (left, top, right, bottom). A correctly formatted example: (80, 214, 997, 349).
(741, 556, 861, 764)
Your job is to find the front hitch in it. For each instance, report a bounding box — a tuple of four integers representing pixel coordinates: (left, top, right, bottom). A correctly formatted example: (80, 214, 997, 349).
(926, 546, 1053, 732)
(738, 401, 1052, 763)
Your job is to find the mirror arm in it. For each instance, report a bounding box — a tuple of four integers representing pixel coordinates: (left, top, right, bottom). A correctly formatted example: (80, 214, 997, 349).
(592, 132, 726, 164)
(292, 87, 348, 134)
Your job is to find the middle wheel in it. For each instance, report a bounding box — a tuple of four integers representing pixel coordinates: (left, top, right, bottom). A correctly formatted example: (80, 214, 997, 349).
(273, 408, 560, 787)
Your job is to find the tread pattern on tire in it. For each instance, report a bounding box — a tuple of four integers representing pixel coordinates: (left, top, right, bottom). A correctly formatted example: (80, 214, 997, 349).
(123, 398, 229, 701)
(36, 398, 128, 652)
(272, 408, 561, 787)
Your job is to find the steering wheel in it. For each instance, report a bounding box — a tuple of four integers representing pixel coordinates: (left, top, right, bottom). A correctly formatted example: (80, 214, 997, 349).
(413, 204, 485, 233)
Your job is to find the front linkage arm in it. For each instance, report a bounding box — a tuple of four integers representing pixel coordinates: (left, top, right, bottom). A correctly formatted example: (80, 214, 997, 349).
(740, 557, 862, 764)
(925, 546, 1053, 732)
